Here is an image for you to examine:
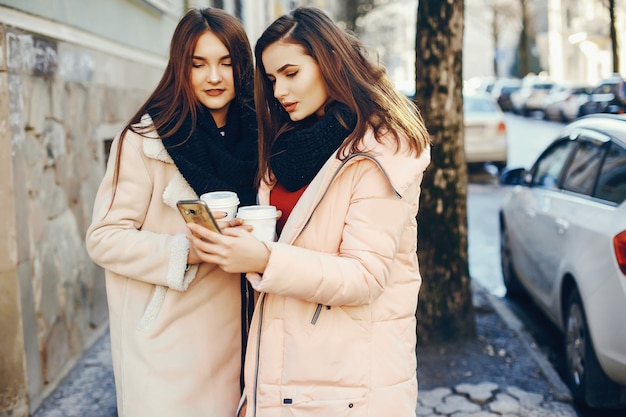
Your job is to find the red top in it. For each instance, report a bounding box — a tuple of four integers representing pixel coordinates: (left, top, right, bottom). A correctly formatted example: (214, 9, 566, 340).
(270, 182, 308, 234)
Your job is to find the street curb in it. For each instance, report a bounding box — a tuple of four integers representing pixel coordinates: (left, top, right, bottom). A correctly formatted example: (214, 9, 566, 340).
(479, 285, 573, 403)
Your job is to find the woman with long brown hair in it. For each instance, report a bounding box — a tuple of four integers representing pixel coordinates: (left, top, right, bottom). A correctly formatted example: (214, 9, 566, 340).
(189, 7, 431, 416)
(85, 8, 256, 416)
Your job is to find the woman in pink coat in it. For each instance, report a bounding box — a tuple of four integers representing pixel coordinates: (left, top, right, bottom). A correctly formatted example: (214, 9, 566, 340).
(85, 8, 257, 417)
(190, 7, 431, 417)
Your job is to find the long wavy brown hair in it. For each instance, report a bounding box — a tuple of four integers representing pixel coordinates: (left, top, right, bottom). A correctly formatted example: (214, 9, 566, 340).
(110, 7, 253, 202)
(254, 7, 430, 186)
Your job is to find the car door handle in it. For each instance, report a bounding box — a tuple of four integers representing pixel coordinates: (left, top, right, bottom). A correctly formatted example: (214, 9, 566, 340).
(555, 218, 569, 234)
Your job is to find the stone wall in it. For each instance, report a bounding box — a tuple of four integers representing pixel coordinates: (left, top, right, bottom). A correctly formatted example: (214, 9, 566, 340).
(0, 22, 163, 416)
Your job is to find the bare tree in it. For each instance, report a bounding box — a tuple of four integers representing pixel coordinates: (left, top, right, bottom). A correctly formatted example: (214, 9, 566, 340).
(607, 0, 619, 73)
(466, 0, 519, 76)
(517, 0, 532, 77)
(414, 0, 476, 345)
(334, 0, 379, 34)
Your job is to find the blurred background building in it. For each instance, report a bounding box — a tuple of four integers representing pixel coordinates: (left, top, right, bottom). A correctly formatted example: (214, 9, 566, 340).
(0, 0, 623, 416)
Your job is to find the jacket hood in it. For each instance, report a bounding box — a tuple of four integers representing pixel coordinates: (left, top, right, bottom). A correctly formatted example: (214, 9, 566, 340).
(346, 129, 430, 197)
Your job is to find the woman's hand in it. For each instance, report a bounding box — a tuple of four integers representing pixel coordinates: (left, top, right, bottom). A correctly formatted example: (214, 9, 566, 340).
(186, 222, 270, 274)
(185, 212, 242, 266)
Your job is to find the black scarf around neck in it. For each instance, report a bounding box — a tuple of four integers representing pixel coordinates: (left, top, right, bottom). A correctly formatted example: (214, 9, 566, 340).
(270, 103, 357, 192)
(159, 103, 258, 206)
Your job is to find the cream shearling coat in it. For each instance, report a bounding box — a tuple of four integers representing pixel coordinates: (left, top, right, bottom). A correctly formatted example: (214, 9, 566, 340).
(242, 130, 430, 416)
(86, 115, 242, 417)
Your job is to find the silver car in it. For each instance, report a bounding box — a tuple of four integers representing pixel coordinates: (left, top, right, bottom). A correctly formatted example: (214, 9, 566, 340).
(499, 114, 626, 409)
(464, 93, 508, 171)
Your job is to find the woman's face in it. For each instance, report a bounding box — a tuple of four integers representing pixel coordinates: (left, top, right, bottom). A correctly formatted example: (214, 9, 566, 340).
(191, 31, 236, 127)
(261, 41, 330, 121)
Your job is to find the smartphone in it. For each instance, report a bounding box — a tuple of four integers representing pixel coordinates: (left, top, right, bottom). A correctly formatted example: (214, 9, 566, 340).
(176, 199, 222, 235)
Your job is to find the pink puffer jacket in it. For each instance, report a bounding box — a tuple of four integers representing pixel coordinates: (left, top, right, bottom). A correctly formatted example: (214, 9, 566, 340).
(242, 130, 430, 417)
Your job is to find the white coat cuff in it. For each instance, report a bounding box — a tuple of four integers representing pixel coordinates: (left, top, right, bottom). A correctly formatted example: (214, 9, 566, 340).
(167, 233, 197, 291)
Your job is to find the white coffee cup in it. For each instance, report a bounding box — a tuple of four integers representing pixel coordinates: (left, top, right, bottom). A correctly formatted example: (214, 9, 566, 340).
(200, 191, 240, 221)
(236, 205, 277, 242)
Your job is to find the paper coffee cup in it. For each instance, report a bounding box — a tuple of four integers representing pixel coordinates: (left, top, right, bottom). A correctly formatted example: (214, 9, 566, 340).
(236, 205, 277, 242)
(200, 191, 240, 221)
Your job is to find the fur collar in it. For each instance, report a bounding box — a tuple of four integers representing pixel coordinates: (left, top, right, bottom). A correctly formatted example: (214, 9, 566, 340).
(134, 113, 198, 208)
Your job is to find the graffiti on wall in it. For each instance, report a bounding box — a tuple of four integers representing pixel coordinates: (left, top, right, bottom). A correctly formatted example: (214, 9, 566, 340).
(6, 32, 59, 148)
(59, 49, 95, 84)
(6, 32, 58, 75)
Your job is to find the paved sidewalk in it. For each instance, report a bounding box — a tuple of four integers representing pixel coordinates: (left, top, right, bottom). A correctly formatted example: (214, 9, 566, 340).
(417, 384, 576, 417)
(415, 287, 577, 417)
(32, 327, 117, 417)
(32, 283, 578, 417)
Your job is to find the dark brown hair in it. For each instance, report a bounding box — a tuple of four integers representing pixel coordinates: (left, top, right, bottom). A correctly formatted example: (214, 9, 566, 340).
(254, 7, 429, 185)
(110, 8, 253, 202)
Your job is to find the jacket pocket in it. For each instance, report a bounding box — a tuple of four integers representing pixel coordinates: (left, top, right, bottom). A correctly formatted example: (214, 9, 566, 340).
(136, 285, 167, 332)
(274, 386, 367, 417)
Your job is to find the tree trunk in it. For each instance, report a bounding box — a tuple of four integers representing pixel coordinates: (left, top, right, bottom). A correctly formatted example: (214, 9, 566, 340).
(518, 0, 530, 76)
(414, 0, 475, 345)
(339, 0, 359, 32)
(492, 9, 500, 77)
(609, 0, 619, 73)
(337, 0, 377, 35)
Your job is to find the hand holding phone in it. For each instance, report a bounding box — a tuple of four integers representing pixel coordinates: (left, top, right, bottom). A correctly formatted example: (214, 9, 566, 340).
(176, 200, 222, 236)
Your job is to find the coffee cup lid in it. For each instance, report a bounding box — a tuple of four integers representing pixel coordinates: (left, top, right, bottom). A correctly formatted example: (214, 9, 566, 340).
(200, 191, 240, 208)
(236, 205, 277, 219)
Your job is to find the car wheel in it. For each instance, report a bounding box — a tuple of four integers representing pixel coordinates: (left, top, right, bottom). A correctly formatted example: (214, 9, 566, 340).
(499, 217, 523, 298)
(564, 288, 625, 408)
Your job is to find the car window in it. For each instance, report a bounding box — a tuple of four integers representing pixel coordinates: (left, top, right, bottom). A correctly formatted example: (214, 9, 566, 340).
(464, 96, 497, 113)
(561, 139, 604, 196)
(501, 86, 519, 94)
(595, 142, 626, 204)
(530, 139, 576, 188)
(533, 83, 553, 90)
(595, 82, 617, 94)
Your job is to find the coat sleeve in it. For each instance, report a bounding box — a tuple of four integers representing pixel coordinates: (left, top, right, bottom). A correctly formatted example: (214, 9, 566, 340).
(248, 159, 416, 306)
(85, 132, 197, 291)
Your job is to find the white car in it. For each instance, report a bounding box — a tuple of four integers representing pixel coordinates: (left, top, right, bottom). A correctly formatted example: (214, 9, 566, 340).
(542, 84, 592, 122)
(464, 93, 508, 171)
(510, 77, 554, 116)
(499, 114, 626, 409)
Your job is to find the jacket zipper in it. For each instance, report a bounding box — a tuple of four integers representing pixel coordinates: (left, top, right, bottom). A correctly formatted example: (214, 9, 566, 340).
(311, 303, 323, 325)
(251, 293, 266, 417)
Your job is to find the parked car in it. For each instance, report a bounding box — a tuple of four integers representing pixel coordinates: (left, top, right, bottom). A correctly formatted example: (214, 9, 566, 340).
(464, 93, 508, 171)
(542, 83, 592, 122)
(510, 76, 554, 116)
(499, 114, 626, 409)
(490, 78, 521, 112)
(579, 74, 626, 116)
(465, 76, 496, 95)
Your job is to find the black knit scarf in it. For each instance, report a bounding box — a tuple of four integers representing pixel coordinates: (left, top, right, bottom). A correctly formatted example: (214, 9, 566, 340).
(270, 103, 357, 192)
(159, 103, 258, 206)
